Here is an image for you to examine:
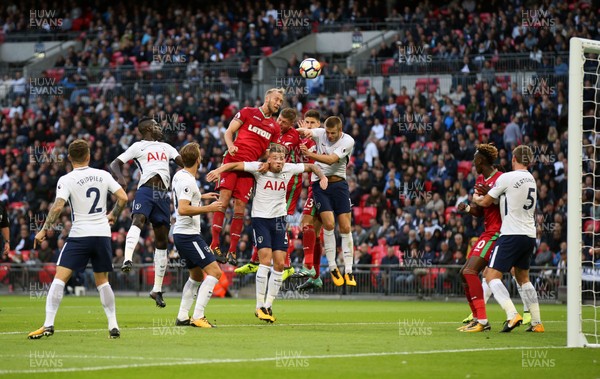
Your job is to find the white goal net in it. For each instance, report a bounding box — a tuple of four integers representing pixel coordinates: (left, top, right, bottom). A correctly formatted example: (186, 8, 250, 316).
(568, 37, 600, 347)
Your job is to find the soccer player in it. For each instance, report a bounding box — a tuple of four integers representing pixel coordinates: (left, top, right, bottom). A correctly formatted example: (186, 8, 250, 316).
(210, 88, 283, 266)
(474, 145, 544, 333)
(206, 144, 327, 322)
(298, 116, 356, 287)
(110, 117, 183, 308)
(28, 139, 128, 339)
(235, 107, 302, 280)
(455, 144, 502, 332)
(172, 143, 223, 328)
(293, 110, 325, 290)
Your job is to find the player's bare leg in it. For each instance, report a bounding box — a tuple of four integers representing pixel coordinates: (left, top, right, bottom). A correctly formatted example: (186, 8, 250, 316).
(210, 189, 231, 263)
(122, 213, 146, 272)
(149, 223, 170, 308)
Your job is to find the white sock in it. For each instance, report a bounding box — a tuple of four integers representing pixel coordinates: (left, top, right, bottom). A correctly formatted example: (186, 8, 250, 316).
(44, 278, 65, 327)
(152, 248, 168, 292)
(255, 264, 270, 309)
(520, 282, 542, 325)
(124, 225, 141, 262)
(514, 279, 530, 312)
(482, 278, 492, 303)
(323, 228, 337, 270)
(264, 269, 283, 309)
(178, 278, 201, 321)
(97, 282, 118, 330)
(193, 276, 218, 319)
(340, 232, 353, 274)
(489, 278, 518, 320)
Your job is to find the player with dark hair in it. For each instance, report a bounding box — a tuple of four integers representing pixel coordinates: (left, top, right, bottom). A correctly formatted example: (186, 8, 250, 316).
(110, 117, 184, 308)
(28, 139, 128, 339)
(210, 88, 283, 266)
(207, 144, 327, 322)
(456, 144, 502, 332)
(474, 145, 544, 333)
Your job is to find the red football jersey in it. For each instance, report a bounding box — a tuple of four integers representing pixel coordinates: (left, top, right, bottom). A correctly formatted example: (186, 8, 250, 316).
(225, 107, 281, 163)
(476, 170, 503, 233)
(278, 127, 301, 163)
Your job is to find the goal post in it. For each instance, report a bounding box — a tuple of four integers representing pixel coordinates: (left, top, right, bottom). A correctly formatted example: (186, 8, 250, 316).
(567, 37, 600, 348)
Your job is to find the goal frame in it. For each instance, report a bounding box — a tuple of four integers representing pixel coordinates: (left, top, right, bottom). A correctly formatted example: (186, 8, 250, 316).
(567, 37, 600, 348)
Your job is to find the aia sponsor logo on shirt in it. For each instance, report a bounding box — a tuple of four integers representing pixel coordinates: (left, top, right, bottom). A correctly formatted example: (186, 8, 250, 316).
(148, 151, 168, 162)
(264, 180, 286, 191)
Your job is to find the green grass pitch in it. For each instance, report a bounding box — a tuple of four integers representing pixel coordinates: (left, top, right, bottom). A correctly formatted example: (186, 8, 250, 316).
(0, 296, 597, 378)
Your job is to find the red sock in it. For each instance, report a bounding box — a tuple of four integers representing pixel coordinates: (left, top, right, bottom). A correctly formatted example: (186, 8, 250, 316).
(210, 211, 225, 250)
(250, 246, 259, 263)
(464, 273, 486, 320)
(228, 215, 244, 253)
(302, 225, 315, 269)
(463, 278, 476, 317)
(313, 240, 322, 278)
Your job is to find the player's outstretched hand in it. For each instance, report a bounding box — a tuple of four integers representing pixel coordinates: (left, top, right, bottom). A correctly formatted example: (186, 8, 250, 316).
(206, 170, 219, 182)
(457, 202, 467, 213)
(296, 119, 308, 129)
(319, 176, 328, 190)
(228, 145, 238, 156)
(33, 230, 47, 249)
(300, 143, 309, 155)
(206, 201, 223, 213)
(474, 183, 491, 195)
(297, 128, 308, 138)
(258, 162, 270, 173)
(201, 192, 219, 201)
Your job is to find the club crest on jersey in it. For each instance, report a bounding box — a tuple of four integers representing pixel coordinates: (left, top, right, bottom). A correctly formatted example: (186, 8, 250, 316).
(134, 203, 141, 210)
(248, 124, 272, 139)
(257, 236, 263, 243)
(264, 180, 286, 191)
(148, 151, 168, 162)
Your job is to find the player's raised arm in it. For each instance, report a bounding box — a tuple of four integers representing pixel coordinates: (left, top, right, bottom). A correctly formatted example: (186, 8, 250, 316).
(109, 158, 127, 187)
(303, 163, 328, 190)
(297, 127, 314, 139)
(224, 117, 244, 156)
(178, 199, 223, 216)
(206, 162, 246, 182)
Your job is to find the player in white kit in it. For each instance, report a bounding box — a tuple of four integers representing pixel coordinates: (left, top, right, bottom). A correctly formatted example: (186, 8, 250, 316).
(298, 116, 356, 287)
(171, 143, 223, 328)
(28, 139, 128, 339)
(474, 145, 544, 333)
(110, 117, 184, 308)
(206, 144, 327, 322)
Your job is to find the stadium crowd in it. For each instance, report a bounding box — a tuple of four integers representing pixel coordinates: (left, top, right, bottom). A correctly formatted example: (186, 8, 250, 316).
(1, 0, 599, 293)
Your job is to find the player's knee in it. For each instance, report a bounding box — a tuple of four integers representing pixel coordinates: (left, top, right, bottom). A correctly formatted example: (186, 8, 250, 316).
(207, 266, 222, 279)
(273, 262, 284, 272)
(338, 225, 351, 234)
(132, 215, 145, 228)
(233, 212, 244, 220)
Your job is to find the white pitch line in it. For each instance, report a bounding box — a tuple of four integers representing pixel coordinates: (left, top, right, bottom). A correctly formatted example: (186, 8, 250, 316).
(0, 320, 566, 336)
(0, 346, 571, 375)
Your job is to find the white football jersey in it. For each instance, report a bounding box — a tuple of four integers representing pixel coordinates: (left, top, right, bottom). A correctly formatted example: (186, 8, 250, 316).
(311, 128, 354, 180)
(244, 162, 305, 218)
(172, 169, 202, 235)
(487, 170, 537, 237)
(117, 140, 180, 189)
(55, 167, 122, 238)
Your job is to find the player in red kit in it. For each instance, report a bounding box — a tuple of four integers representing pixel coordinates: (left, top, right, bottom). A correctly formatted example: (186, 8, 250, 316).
(456, 144, 502, 332)
(210, 88, 283, 265)
(234, 108, 302, 280)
